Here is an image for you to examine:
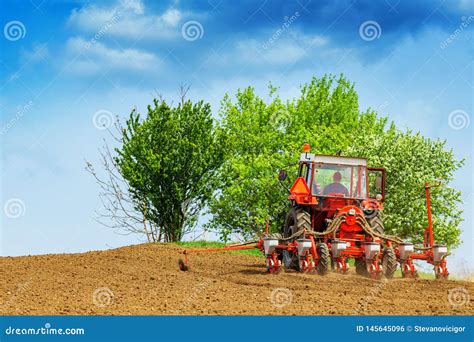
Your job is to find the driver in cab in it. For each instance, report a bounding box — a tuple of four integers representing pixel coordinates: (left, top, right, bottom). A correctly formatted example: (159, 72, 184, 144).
(323, 171, 349, 196)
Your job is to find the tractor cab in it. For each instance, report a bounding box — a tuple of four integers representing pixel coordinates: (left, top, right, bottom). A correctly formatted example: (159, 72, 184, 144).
(280, 144, 392, 276)
(288, 144, 385, 211)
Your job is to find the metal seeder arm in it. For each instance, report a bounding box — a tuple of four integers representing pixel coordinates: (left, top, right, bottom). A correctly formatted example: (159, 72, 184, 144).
(425, 181, 434, 248)
(178, 241, 261, 271)
(182, 243, 259, 256)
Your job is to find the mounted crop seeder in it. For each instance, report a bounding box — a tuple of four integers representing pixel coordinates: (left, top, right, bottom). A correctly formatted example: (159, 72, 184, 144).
(178, 144, 449, 279)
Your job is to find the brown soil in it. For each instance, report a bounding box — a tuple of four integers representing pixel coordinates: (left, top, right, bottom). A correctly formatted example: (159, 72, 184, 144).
(1, 243, 472, 315)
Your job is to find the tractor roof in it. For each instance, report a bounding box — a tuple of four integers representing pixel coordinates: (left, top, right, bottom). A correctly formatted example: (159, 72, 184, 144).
(299, 153, 367, 166)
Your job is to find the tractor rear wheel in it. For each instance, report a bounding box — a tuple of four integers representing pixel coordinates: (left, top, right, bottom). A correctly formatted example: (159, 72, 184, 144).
(282, 208, 311, 270)
(368, 215, 385, 235)
(316, 243, 329, 275)
(382, 247, 397, 279)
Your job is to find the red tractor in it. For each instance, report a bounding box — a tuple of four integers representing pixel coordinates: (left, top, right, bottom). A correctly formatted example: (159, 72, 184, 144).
(179, 143, 449, 279)
(277, 143, 395, 279)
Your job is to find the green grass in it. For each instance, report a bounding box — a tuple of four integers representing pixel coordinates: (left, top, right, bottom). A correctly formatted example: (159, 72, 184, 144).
(173, 240, 262, 257)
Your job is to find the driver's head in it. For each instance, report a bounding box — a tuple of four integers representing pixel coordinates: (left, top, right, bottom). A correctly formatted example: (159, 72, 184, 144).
(333, 171, 342, 183)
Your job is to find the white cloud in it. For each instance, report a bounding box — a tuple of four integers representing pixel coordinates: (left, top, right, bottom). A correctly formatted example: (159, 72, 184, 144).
(20, 43, 51, 63)
(65, 37, 160, 75)
(307, 35, 328, 46)
(122, 0, 145, 15)
(68, 0, 182, 40)
(221, 39, 306, 66)
(457, 0, 473, 10)
(162, 9, 181, 27)
(214, 32, 327, 67)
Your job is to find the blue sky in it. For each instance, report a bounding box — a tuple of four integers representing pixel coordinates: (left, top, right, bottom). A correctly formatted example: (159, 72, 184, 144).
(0, 0, 472, 275)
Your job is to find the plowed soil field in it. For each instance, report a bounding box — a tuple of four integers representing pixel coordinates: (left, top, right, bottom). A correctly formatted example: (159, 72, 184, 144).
(1, 243, 472, 315)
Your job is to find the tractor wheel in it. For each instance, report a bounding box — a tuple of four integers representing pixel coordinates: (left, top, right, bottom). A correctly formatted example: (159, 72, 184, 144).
(355, 259, 368, 276)
(382, 247, 397, 279)
(282, 208, 311, 270)
(368, 215, 385, 235)
(316, 243, 330, 275)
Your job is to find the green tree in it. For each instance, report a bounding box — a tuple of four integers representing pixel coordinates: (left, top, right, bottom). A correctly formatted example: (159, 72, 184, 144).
(207, 87, 289, 240)
(347, 127, 463, 247)
(115, 98, 225, 242)
(209, 75, 463, 248)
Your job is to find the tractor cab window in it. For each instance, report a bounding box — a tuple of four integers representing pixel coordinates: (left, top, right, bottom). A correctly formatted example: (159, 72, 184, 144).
(305, 163, 312, 186)
(298, 162, 312, 185)
(367, 168, 385, 199)
(312, 163, 367, 199)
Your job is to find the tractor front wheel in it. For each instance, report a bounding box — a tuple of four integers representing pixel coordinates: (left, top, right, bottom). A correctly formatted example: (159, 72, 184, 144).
(316, 243, 329, 275)
(368, 215, 385, 235)
(382, 247, 397, 279)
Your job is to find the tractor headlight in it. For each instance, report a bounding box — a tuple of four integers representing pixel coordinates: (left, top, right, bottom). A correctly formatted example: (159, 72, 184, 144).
(376, 194, 383, 201)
